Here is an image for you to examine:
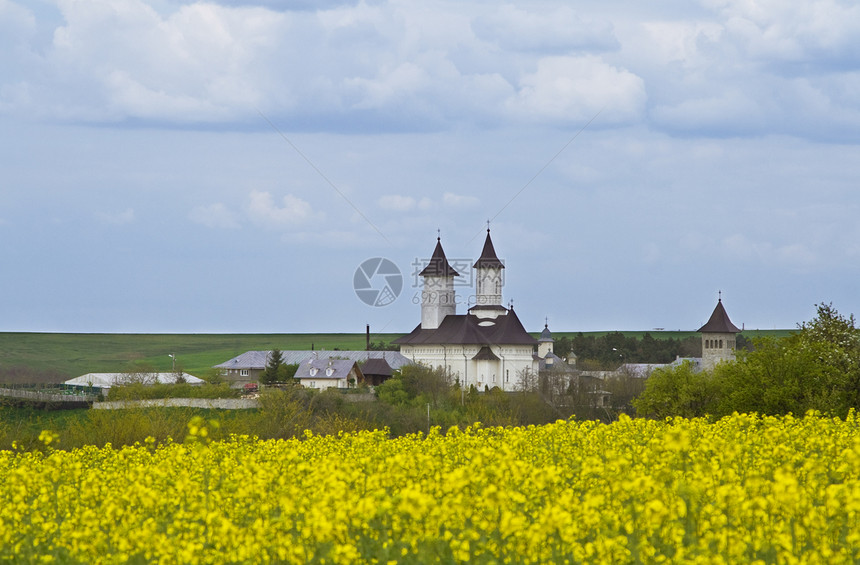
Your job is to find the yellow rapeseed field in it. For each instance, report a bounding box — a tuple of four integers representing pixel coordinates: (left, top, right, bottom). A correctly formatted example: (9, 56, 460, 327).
(2, 412, 860, 564)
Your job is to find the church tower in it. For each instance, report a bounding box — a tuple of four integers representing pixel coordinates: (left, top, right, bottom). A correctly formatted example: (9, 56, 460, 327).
(698, 295, 741, 370)
(470, 228, 505, 319)
(538, 322, 553, 357)
(419, 236, 459, 330)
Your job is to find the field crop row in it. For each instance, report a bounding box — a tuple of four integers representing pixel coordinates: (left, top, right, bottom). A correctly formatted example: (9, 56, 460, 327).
(2, 413, 859, 563)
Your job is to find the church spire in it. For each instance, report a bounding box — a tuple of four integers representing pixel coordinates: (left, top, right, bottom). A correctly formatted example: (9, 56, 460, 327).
(473, 228, 505, 269)
(419, 232, 458, 330)
(420, 235, 459, 278)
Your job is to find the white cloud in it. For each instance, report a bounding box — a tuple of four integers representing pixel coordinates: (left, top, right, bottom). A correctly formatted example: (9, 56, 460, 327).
(1, 0, 859, 140)
(96, 207, 135, 225)
(378, 194, 416, 211)
(442, 192, 479, 208)
(506, 56, 646, 124)
(189, 202, 240, 229)
(246, 190, 321, 228)
(704, 0, 860, 64)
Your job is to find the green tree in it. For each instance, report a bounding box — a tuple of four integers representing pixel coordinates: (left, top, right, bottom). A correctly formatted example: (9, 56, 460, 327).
(633, 361, 719, 419)
(714, 303, 860, 417)
(276, 363, 299, 385)
(260, 349, 284, 384)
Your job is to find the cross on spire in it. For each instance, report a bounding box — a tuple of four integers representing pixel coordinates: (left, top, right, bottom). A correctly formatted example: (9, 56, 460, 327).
(486, 219, 491, 233)
(718, 290, 722, 302)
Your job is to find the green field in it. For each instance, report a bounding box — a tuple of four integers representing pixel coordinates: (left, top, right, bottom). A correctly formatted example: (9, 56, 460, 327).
(0, 329, 793, 382)
(0, 333, 404, 381)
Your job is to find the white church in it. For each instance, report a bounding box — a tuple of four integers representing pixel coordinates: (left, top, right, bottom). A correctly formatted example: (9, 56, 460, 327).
(393, 230, 539, 391)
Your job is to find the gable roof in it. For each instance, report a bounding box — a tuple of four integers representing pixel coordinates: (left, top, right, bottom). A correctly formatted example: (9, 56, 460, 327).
(698, 299, 741, 333)
(361, 357, 393, 377)
(294, 359, 361, 381)
(64, 372, 204, 389)
(419, 237, 459, 277)
(214, 350, 413, 370)
(393, 308, 537, 347)
(473, 229, 505, 269)
(472, 345, 501, 361)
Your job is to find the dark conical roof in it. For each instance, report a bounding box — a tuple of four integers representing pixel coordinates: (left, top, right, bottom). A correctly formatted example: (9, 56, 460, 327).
(698, 299, 741, 333)
(539, 324, 553, 342)
(473, 229, 505, 269)
(419, 237, 459, 277)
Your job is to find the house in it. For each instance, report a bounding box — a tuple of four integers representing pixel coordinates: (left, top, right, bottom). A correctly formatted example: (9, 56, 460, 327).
(294, 358, 363, 390)
(394, 230, 539, 391)
(63, 372, 204, 395)
(214, 350, 413, 386)
(361, 356, 394, 386)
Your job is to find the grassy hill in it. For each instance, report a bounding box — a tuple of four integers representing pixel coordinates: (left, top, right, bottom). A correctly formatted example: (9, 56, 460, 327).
(0, 329, 794, 383)
(0, 333, 404, 381)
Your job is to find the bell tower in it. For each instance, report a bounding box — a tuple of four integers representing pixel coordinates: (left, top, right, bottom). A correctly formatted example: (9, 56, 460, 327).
(419, 235, 458, 330)
(698, 292, 741, 370)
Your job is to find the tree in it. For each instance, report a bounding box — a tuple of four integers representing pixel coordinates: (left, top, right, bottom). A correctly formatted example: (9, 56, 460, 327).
(260, 349, 284, 385)
(713, 303, 860, 417)
(398, 364, 453, 408)
(633, 361, 719, 419)
(276, 363, 299, 385)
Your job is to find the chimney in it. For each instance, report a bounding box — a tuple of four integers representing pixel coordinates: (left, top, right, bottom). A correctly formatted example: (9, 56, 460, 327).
(366, 324, 370, 351)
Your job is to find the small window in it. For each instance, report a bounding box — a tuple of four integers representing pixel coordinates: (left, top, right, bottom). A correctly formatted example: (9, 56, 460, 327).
(240, 369, 249, 377)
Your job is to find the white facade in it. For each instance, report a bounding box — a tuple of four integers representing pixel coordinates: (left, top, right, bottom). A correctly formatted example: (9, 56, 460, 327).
(475, 265, 503, 306)
(701, 333, 737, 370)
(399, 343, 536, 390)
(396, 230, 539, 391)
(421, 275, 456, 330)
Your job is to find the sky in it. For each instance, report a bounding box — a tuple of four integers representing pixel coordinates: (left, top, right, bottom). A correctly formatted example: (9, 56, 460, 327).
(1, 0, 858, 335)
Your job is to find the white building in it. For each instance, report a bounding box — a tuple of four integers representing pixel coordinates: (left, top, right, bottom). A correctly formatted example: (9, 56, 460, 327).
(293, 358, 363, 391)
(64, 372, 204, 394)
(394, 230, 539, 391)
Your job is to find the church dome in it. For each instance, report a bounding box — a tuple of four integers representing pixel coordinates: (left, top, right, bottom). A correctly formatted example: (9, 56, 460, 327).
(539, 323, 553, 342)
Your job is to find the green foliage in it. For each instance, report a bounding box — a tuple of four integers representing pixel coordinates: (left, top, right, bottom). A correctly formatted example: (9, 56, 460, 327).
(633, 303, 860, 419)
(367, 340, 399, 351)
(277, 363, 299, 383)
(260, 349, 284, 384)
(567, 331, 702, 368)
(397, 364, 453, 408)
(375, 378, 411, 406)
(633, 361, 719, 419)
(713, 303, 860, 418)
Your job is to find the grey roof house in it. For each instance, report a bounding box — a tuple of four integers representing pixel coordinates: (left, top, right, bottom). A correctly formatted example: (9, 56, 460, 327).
(214, 350, 412, 385)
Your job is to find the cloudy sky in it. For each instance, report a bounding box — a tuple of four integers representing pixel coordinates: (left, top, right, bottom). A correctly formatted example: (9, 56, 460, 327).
(1, 0, 858, 335)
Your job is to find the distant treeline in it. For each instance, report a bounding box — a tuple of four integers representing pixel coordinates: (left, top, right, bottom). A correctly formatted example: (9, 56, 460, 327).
(552, 332, 750, 369)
